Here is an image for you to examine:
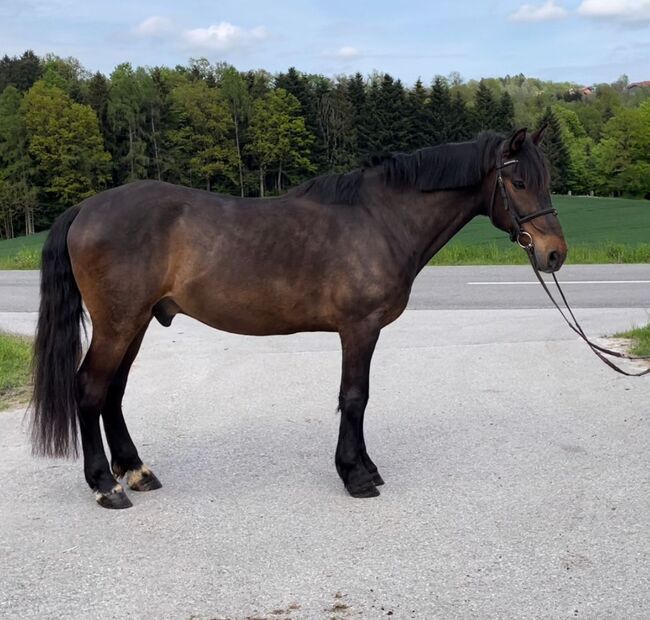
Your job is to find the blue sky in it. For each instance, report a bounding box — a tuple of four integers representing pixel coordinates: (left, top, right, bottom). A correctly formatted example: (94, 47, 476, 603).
(1, 0, 649, 84)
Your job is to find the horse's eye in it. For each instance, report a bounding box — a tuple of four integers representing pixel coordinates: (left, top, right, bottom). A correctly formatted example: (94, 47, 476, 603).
(513, 179, 526, 190)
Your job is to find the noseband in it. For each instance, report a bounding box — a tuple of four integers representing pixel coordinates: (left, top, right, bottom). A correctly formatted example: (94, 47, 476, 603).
(488, 156, 557, 248)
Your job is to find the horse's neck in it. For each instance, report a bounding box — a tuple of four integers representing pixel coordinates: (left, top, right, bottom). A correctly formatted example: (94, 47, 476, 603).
(381, 186, 485, 274)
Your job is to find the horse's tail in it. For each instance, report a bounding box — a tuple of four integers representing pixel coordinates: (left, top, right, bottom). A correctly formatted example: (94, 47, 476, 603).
(31, 204, 85, 458)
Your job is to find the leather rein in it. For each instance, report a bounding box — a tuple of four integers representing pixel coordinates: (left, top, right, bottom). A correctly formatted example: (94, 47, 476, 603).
(489, 155, 650, 377)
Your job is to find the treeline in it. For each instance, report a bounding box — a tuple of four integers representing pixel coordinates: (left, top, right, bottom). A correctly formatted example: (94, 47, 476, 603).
(0, 50, 649, 238)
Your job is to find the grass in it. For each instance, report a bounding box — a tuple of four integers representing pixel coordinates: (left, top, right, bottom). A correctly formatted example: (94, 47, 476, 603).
(0, 332, 33, 410)
(0, 196, 649, 268)
(614, 323, 650, 357)
(431, 195, 650, 265)
(0, 231, 47, 269)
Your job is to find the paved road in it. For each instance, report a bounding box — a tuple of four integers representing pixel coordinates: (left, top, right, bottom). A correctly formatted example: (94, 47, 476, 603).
(2, 264, 650, 312)
(1, 266, 650, 619)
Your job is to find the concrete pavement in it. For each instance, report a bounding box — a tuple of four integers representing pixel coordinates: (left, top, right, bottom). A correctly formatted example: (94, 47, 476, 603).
(1, 267, 650, 619)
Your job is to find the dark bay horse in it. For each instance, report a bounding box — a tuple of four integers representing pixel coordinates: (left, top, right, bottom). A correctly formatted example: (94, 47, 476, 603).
(31, 127, 567, 509)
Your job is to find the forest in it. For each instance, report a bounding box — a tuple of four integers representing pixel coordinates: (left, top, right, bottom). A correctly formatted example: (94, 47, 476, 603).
(0, 50, 649, 238)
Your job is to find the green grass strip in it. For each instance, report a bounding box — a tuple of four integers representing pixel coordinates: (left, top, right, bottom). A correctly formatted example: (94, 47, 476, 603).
(614, 323, 650, 357)
(0, 332, 33, 410)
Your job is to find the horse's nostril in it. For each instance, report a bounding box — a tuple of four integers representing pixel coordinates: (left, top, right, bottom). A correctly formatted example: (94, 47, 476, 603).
(548, 250, 560, 269)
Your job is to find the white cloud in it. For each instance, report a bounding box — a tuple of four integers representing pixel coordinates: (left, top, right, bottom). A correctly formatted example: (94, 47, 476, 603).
(577, 0, 650, 23)
(134, 16, 173, 38)
(335, 46, 362, 60)
(509, 0, 568, 22)
(182, 22, 269, 51)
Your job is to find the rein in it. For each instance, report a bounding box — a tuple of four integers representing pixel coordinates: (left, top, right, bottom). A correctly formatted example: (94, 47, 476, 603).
(490, 156, 650, 377)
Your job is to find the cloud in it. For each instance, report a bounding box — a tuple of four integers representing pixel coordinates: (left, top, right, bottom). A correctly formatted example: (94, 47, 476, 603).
(335, 46, 361, 60)
(509, 0, 568, 22)
(577, 0, 650, 24)
(182, 22, 269, 51)
(134, 16, 173, 38)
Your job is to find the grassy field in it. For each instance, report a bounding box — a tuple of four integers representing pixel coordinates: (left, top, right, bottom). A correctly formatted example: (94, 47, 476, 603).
(431, 195, 650, 265)
(0, 196, 649, 268)
(0, 332, 32, 410)
(0, 231, 47, 269)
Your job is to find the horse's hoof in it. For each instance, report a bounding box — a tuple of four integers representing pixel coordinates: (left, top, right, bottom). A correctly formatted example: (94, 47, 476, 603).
(127, 465, 162, 492)
(346, 482, 380, 498)
(95, 484, 133, 509)
(371, 471, 385, 486)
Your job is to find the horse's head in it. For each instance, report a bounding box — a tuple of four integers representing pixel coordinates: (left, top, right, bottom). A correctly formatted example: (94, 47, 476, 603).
(486, 126, 567, 273)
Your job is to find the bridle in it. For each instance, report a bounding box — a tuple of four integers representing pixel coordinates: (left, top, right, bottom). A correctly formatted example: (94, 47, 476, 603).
(488, 155, 557, 249)
(489, 149, 650, 377)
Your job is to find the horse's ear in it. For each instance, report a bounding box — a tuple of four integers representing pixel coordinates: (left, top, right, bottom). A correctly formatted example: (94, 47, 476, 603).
(506, 128, 527, 155)
(531, 122, 548, 145)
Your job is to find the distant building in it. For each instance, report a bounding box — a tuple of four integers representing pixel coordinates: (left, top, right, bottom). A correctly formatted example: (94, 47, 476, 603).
(627, 81, 650, 90)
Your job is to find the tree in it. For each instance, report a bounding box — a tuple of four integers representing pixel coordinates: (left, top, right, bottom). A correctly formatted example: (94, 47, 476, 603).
(166, 80, 238, 191)
(537, 106, 571, 193)
(22, 81, 111, 207)
(497, 91, 515, 133)
(473, 79, 500, 132)
(85, 72, 112, 158)
(316, 82, 356, 171)
(553, 105, 596, 194)
(448, 90, 472, 142)
(429, 76, 452, 144)
(0, 50, 42, 93)
(405, 79, 431, 150)
(108, 63, 149, 183)
(247, 89, 314, 196)
(218, 66, 251, 196)
(40, 54, 87, 101)
(0, 86, 33, 234)
(593, 107, 650, 196)
(346, 73, 367, 159)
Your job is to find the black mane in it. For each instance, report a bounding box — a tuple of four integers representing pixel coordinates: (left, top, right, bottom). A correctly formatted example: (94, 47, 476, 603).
(292, 132, 548, 205)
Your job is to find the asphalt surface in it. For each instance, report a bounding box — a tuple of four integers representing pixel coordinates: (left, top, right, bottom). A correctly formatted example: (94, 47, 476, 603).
(1, 266, 650, 619)
(3, 264, 650, 312)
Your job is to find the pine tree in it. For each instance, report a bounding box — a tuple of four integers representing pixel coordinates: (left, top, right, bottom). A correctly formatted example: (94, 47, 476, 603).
(473, 79, 500, 132)
(538, 106, 571, 193)
(372, 74, 408, 152)
(429, 76, 452, 144)
(448, 91, 472, 142)
(497, 91, 515, 133)
(0, 50, 42, 93)
(405, 79, 431, 150)
(316, 82, 356, 172)
(346, 72, 369, 159)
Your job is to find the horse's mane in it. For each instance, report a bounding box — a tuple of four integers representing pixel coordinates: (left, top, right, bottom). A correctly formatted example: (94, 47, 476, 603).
(292, 132, 548, 206)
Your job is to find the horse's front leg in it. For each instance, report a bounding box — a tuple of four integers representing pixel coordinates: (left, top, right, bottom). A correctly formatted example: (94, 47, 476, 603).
(336, 323, 381, 498)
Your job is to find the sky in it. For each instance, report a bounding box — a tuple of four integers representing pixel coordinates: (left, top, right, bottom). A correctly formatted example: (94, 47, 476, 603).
(1, 0, 649, 85)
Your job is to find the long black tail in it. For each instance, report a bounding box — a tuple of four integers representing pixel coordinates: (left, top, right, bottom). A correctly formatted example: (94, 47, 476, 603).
(31, 204, 84, 458)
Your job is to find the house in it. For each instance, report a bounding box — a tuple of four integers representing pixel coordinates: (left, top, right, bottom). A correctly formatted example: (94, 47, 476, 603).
(627, 81, 650, 90)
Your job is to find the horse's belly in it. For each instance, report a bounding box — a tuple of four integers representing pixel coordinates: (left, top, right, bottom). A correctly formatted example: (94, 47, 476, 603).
(172, 277, 338, 336)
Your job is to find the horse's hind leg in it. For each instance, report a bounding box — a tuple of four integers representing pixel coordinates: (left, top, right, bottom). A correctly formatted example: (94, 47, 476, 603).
(102, 321, 162, 493)
(77, 328, 141, 509)
(336, 324, 382, 498)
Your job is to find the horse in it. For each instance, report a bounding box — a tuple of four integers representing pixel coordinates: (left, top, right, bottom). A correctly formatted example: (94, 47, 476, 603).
(30, 126, 567, 509)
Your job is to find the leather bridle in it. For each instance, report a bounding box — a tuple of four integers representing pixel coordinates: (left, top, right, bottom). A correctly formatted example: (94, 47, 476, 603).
(489, 150, 650, 377)
(488, 155, 557, 248)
